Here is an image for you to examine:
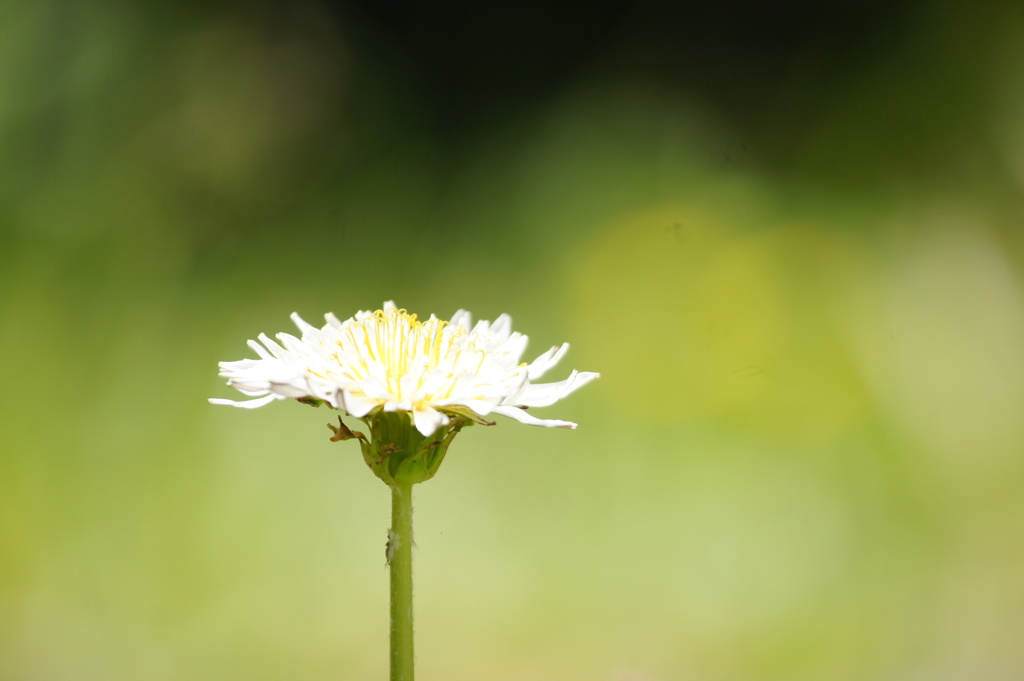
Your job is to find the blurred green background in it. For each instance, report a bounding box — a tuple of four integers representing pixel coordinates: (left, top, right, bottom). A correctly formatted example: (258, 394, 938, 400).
(3, 0, 1024, 679)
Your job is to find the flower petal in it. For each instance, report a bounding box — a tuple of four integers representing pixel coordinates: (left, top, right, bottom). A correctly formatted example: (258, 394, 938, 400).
(525, 343, 569, 379)
(338, 389, 378, 418)
(518, 370, 600, 407)
(289, 312, 318, 335)
(208, 394, 281, 409)
(450, 308, 472, 330)
(490, 405, 577, 429)
(247, 339, 274, 360)
(413, 406, 450, 436)
(489, 313, 513, 341)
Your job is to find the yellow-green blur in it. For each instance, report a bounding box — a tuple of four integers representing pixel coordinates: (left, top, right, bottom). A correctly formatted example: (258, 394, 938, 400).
(2, 1, 1024, 680)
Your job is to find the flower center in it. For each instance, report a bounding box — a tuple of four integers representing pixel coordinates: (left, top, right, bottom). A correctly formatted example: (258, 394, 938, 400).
(341, 307, 467, 400)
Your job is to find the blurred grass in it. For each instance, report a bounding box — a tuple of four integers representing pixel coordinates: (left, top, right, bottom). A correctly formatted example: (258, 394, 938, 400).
(3, 1, 1024, 680)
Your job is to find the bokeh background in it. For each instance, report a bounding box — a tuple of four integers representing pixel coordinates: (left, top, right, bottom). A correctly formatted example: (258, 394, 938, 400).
(3, 0, 1024, 679)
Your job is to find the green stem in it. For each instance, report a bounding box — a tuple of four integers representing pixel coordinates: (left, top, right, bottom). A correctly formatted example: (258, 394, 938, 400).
(390, 483, 415, 681)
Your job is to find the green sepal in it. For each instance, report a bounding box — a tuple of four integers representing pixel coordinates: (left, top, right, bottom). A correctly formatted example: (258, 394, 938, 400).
(346, 410, 471, 486)
(442, 405, 497, 426)
(328, 416, 366, 442)
(393, 416, 469, 484)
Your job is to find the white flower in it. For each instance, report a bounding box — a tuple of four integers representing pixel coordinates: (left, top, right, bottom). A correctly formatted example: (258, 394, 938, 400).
(211, 302, 599, 436)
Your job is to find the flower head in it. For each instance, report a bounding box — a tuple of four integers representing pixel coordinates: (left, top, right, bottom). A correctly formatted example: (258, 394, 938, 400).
(211, 302, 598, 437)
